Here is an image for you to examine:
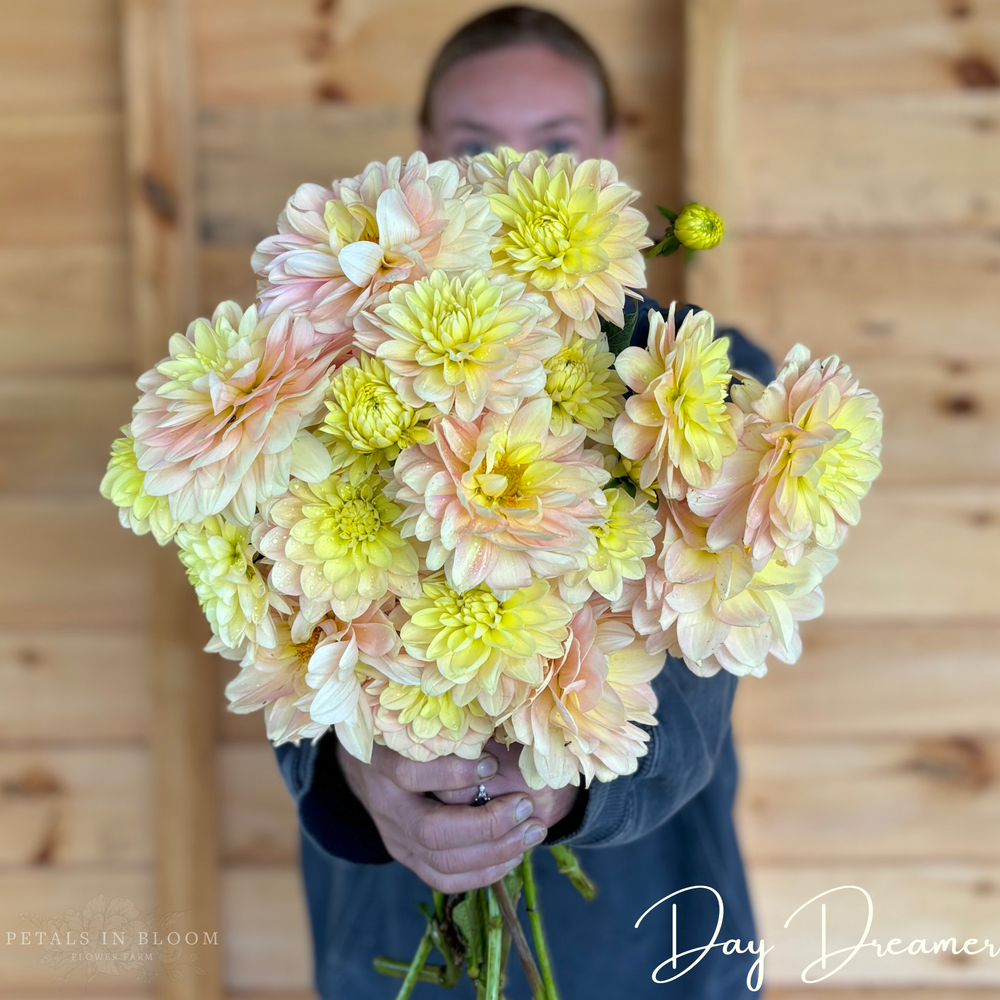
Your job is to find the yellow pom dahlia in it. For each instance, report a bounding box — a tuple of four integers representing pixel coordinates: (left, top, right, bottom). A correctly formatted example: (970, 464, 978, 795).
(389, 397, 609, 594)
(257, 472, 420, 622)
(317, 354, 436, 483)
(373, 679, 495, 762)
(543, 334, 626, 442)
(359, 269, 560, 421)
(177, 515, 276, 650)
(613, 304, 740, 498)
(560, 487, 659, 604)
(100, 430, 179, 544)
(673, 202, 725, 251)
(253, 153, 499, 333)
(481, 150, 651, 340)
(502, 601, 660, 789)
(131, 302, 343, 526)
(399, 576, 572, 715)
(633, 502, 837, 677)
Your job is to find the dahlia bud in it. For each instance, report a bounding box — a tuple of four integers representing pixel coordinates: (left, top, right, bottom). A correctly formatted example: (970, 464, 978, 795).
(673, 203, 725, 251)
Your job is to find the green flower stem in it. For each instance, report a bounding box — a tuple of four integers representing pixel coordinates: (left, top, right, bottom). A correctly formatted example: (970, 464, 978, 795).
(492, 878, 545, 999)
(393, 926, 435, 1000)
(549, 845, 597, 901)
(374, 956, 445, 984)
(485, 888, 504, 1000)
(428, 915, 463, 988)
(521, 851, 559, 1000)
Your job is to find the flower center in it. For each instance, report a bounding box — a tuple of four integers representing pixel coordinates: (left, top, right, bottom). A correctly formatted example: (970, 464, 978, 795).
(294, 629, 323, 667)
(546, 354, 590, 400)
(437, 587, 504, 631)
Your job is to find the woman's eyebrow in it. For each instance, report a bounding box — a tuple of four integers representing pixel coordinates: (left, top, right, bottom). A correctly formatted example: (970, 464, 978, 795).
(444, 119, 499, 134)
(531, 115, 587, 130)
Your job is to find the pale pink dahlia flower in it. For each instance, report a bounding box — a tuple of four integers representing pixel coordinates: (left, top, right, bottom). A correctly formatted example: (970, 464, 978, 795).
(131, 302, 344, 526)
(688, 344, 883, 569)
(253, 153, 499, 333)
(389, 398, 610, 594)
(502, 600, 661, 789)
(634, 502, 837, 677)
(613, 303, 741, 499)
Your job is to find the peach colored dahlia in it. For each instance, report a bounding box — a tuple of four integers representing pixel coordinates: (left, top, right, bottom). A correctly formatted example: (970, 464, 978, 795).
(479, 150, 651, 340)
(358, 269, 560, 421)
(613, 304, 740, 498)
(502, 601, 661, 789)
(689, 345, 883, 569)
(131, 302, 343, 527)
(389, 397, 610, 594)
(633, 502, 837, 677)
(253, 153, 499, 333)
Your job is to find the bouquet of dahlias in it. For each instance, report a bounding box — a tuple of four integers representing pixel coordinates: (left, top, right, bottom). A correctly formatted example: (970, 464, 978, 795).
(101, 148, 882, 999)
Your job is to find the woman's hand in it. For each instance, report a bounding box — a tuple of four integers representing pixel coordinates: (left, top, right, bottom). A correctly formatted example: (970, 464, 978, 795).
(432, 739, 580, 830)
(336, 741, 549, 893)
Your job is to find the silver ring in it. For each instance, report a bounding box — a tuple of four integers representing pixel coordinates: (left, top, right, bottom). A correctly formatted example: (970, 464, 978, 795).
(472, 784, 491, 806)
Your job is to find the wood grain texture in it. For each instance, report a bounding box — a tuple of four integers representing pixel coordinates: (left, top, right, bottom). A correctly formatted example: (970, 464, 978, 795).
(0, 631, 150, 742)
(0, 246, 132, 376)
(738, 0, 1000, 97)
(0, 0, 122, 115)
(0, 501, 151, 629)
(0, 378, 139, 497)
(0, 747, 150, 866)
(749, 864, 1000, 986)
(735, 234, 1000, 366)
(738, 739, 1000, 865)
(816, 486, 1000, 621)
(736, 94, 1000, 233)
(733, 622, 1000, 740)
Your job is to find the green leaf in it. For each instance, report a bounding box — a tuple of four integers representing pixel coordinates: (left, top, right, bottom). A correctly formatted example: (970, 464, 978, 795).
(451, 893, 485, 971)
(602, 305, 640, 358)
(647, 233, 681, 258)
(656, 205, 678, 223)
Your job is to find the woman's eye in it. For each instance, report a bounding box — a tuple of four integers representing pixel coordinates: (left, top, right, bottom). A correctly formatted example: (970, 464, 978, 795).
(455, 140, 492, 157)
(539, 139, 574, 156)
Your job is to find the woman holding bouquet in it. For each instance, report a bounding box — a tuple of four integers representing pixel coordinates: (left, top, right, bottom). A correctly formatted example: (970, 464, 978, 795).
(272, 7, 774, 998)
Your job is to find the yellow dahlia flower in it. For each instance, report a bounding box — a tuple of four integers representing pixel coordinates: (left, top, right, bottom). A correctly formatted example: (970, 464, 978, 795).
(481, 150, 651, 340)
(561, 487, 659, 603)
(389, 397, 609, 594)
(177, 515, 276, 650)
(399, 576, 572, 715)
(633, 502, 838, 677)
(673, 203, 724, 251)
(543, 334, 626, 442)
(318, 354, 436, 483)
(503, 601, 661, 789)
(131, 302, 343, 526)
(100, 430, 179, 544)
(253, 153, 499, 333)
(359, 269, 560, 421)
(373, 678, 495, 762)
(257, 472, 420, 622)
(613, 303, 740, 498)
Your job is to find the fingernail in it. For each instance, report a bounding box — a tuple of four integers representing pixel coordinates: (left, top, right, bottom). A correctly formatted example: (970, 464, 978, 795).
(514, 798, 533, 823)
(523, 824, 546, 847)
(476, 754, 498, 779)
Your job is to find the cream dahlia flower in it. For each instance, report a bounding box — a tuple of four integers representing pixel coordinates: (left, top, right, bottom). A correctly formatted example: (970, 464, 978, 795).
(689, 345, 883, 569)
(560, 487, 659, 604)
(253, 153, 499, 333)
(613, 304, 740, 498)
(100, 430, 179, 544)
(220, 610, 329, 745)
(358, 269, 560, 421)
(373, 675, 495, 762)
(502, 601, 660, 789)
(389, 397, 610, 594)
(131, 302, 342, 526)
(543, 334, 626, 442)
(399, 575, 572, 715)
(480, 150, 651, 340)
(177, 515, 277, 650)
(301, 602, 422, 763)
(256, 472, 420, 622)
(633, 502, 837, 677)
(318, 354, 436, 483)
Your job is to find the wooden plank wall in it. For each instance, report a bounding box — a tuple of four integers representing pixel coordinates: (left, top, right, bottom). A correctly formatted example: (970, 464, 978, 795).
(2, 1, 998, 999)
